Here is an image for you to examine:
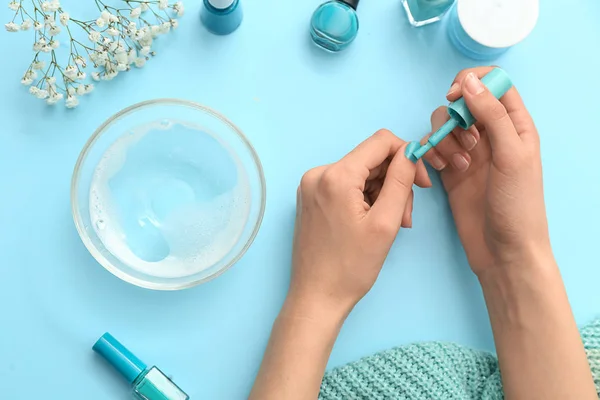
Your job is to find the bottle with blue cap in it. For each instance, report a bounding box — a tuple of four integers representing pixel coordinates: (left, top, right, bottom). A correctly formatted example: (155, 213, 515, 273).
(93, 333, 189, 400)
(407, 68, 513, 162)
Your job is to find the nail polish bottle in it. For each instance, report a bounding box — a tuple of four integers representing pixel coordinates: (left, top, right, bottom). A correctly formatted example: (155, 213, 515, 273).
(201, 0, 243, 35)
(310, 0, 359, 52)
(93, 333, 189, 400)
(401, 0, 456, 27)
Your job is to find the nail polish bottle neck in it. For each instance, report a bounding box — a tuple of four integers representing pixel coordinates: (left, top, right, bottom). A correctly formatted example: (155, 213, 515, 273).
(339, 0, 359, 10)
(208, 0, 235, 9)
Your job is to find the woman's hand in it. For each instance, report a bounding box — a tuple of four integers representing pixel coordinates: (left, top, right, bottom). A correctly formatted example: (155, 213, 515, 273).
(250, 130, 431, 400)
(422, 67, 597, 400)
(291, 130, 431, 315)
(421, 67, 551, 277)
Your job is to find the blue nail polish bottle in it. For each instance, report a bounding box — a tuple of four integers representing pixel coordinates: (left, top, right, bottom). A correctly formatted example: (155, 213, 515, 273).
(93, 333, 189, 400)
(402, 0, 456, 27)
(201, 0, 243, 35)
(310, 0, 359, 52)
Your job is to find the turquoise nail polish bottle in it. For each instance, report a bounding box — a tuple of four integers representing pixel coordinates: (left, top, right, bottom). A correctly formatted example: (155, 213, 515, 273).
(93, 333, 189, 400)
(201, 0, 243, 35)
(402, 0, 455, 27)
(310, 0, 359, 52)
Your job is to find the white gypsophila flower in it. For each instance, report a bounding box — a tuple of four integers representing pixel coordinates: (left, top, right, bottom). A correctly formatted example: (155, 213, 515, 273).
(66, 87, 75, 96)
(96, 18, 105, 28)
(139, 46, 151, 56)
(66, 95, 79, 108)
(64, 65, 77, 79)
(45, 76, 56, 85)
(33, 38, 46, 51)
(44, 14, 54, 26)
(76, 85, 86, 95)
(75, 56, 86, 66)
(32, 61, 45, 70)
(130, 7, 141, 19)
(49, 40, 59, 49)
(88, 31, 101, 42)
(107, 27, 120, 36)
(115, 51, 128, 64)
(8, 1, 20, 11)
(170, 19, 179, 29)
(41, 45, 52, 52)
(150, 24, 160, 37)
(48, 25, 61, 35)
(36, 89, 49, 99)
(76, 71, 86, 81)
(84, 84, 94, 94)
(174, 1, 184, 16)
(127, 49, 137, 64)
(46, 92, 62, 105)
(59, 13, 70, 27)
(91, 72, 101, 81)
(140, 2, 149, 12)
(134, 57, 146, 68)
(116, 63, 128, 71)
(158, 0, 168, 10)
(5, 22, 19, 32)
(29, 86, 40, 96)
(21, 20, 32, 30)
(114, 43, 125, 53)
(33, 21, 42, 31)
(21, 76, 33, 85)
(159, 22, 170, 34)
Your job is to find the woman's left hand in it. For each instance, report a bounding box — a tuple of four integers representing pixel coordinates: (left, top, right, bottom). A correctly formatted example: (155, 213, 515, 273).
(250, 130, 430, 400)
(290, 130, 431, 316)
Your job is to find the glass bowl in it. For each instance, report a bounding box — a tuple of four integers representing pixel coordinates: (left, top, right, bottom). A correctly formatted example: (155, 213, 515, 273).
(71, 99, 266, 290)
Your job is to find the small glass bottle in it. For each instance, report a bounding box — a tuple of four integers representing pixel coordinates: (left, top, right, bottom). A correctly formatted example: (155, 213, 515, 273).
(310, 0, 359, 52)
(201, 0, 243, 35)
(402, 0, 455, 27)
(93, 333, 189, 400)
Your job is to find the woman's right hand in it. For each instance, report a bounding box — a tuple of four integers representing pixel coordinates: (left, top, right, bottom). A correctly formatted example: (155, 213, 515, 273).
(421, 67, 552, 278)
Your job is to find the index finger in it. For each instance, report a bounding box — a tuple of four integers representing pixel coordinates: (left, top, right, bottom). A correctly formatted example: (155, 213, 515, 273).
(340, 129, 404, 176)
(446, 66, 537, 143)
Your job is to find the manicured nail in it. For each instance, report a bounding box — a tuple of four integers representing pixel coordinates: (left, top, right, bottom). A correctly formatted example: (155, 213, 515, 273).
(452, 153, 470, 171)
(447, 82, 459, 97)
(430, 153, 447, 171)
(461, 131, 478, 150)
(463, 73, 485, 95)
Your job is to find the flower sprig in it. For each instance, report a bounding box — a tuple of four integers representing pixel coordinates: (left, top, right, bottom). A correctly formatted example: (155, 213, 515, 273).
(5, 0, 184, 108)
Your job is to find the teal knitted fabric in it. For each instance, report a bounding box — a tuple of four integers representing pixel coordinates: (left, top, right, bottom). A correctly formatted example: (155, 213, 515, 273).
(320, 319, 600, 399)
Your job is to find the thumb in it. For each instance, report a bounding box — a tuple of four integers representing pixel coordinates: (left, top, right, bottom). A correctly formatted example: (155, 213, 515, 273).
(461, 72, 521, 162)
(369, 142, 418, 231)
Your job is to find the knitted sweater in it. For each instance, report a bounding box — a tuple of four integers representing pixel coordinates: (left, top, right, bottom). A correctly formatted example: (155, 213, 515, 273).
(320, 319, 600, 399)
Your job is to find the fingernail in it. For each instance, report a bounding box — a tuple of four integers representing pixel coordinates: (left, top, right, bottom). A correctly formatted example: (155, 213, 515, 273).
(430, 153, 447, 171)
(447, 82, 459, 97)
(461, 131, 478, 150)
(463, 73, 485, 95)
(452, 153, 470, 171)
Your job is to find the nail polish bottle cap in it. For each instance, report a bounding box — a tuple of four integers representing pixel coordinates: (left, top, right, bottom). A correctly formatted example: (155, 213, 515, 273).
(340, 0, 359, 10)
(93, 333, 148, 384)
(448, 67, 513, 129)
(208, 0, 235, 9)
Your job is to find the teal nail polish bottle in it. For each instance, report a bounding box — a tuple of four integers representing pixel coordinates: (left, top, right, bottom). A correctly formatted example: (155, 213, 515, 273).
(201, 0, 243, 35)
(410, 68, 513, 162)
(310, 0, 359, 52)
(402, 0, 456, 27)
(93, 333, 189, 400)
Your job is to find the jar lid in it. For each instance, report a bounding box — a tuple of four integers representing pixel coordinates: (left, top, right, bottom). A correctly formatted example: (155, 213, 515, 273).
(457, 0, 539, 49)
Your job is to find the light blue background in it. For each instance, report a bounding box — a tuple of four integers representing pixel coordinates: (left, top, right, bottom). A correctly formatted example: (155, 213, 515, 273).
(1, 1, 600, 398)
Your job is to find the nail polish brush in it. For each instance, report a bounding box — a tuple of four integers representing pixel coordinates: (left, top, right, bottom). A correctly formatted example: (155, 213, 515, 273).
(409, 68, 513, 162)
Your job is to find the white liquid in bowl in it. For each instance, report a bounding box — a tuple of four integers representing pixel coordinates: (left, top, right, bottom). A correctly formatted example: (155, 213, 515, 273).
(89, 119, 251, 279)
